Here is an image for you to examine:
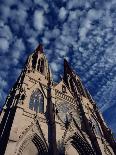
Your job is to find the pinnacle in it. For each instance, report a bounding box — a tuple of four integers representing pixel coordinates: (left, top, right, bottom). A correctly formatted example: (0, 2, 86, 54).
(35, 43, 44, 53)
(64, 58, 70, 69)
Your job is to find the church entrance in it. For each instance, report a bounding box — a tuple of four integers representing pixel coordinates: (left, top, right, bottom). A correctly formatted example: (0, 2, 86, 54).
(65, 145, 79, 155)
(17, 134, 48, 155)
(70, 133, 95, 155)
(21, 141, 38, 155)
(65, 133, 95, 155)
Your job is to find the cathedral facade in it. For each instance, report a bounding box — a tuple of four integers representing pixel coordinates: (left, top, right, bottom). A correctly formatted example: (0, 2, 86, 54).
(0, 44, 116, 155)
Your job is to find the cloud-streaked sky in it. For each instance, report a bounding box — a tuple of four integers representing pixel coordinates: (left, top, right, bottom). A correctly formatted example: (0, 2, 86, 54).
(0, 0, 116, 134)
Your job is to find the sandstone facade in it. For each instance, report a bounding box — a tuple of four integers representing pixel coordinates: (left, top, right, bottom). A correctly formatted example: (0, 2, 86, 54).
(0, 44, 116, 155)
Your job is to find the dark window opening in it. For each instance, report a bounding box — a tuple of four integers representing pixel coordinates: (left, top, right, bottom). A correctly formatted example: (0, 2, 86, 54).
(37, 59, 44, 74)
(62, 85, 66, 93)
(32, 53, 38, 69)
(37, 59, 41, 71)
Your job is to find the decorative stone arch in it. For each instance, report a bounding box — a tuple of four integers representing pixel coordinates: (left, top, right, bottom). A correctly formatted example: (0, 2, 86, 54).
(37, 54, 49, 76)
(65, 132, 95, 155)
(16, 133, 48, 155)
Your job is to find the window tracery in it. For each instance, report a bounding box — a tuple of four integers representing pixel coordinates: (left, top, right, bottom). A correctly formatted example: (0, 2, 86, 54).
(29, 89, 44, 113)
(56, 101, 81, 126)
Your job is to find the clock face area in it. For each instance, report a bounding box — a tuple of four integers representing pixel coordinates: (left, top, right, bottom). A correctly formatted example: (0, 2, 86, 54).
(56, 100, 81, 125)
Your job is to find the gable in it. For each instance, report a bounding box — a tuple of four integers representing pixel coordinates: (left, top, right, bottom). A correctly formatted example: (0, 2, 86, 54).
(54, 80, 73, 98)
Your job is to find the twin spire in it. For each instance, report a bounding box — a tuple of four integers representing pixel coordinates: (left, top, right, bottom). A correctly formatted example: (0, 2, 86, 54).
(34, 43, 69, 64)
(35, 43, 69, 63)
(33, 43, 73, 79)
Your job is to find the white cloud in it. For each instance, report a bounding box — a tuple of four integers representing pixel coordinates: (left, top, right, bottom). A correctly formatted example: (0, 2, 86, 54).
(42, 37, 50, 45)
(68, 10, 81, 22)
(67, 0, 85, 10)
(11, 8, 27, 26)
(52, 74, 59, 82)
(0, 70, 8, 79)
(44, 30, 52, 40)
(12, 38, 25, 53)
(0, 77, 7, 88)
(59, 7, 67, 21)
(0, 38, 9, 52)
(11, 50, 21, 65)
(50, 62, 61, 72)
(0, 90, 7, 107)
(0, 24, 13, 41)
(33, 10, 45, 32)
(27, 37, 38, 49)
(34, 0, 49, 12)
(52, 28, 60, 38)
(79, 26, 89, 41)
(23, 23, 38, 38)
(2, 0, 18, 6)
(0, 4, 11, 22)
(98, 77, 116, 112)
(0, 56, 11, 70)
(87, 9, 102, 20)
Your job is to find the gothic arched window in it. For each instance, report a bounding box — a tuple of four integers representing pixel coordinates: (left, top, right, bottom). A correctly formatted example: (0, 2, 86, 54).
(29, 89, 44, 113)
(32, 53, 38, 69)
(37, 58, 44, 74)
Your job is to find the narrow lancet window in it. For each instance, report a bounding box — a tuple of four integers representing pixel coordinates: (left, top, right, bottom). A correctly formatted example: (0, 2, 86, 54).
(37, 58, 44, 74)
(32, 53, 38, 69)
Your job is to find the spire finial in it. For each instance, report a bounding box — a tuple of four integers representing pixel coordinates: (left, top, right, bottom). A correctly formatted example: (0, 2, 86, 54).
(35, 43, 44, 53)
(64, 58, 70, 70)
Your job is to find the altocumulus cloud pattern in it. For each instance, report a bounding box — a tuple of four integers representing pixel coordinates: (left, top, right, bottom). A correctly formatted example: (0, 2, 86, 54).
(0, 0, 116, 134)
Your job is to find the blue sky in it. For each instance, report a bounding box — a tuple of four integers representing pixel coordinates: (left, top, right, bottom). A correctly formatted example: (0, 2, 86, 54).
(0, 0, 116, 134)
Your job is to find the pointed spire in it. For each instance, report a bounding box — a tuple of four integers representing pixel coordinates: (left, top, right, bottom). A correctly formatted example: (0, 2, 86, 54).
(64, 58, 69, 74)
(64, 58, 69, 68)
(63, 58, 70, 86)
(64, 58, 73, 73)
(64, 58, 74, 80)
(64, 58, 79, 79)
(35, 43, 44, 53)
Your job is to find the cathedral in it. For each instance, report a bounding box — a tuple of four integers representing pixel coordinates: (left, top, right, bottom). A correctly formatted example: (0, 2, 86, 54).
(0, 44, 116, 155)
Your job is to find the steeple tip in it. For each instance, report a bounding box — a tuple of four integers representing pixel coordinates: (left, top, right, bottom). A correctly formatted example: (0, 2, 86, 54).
(35, 43, 44, 53)
(64, 58, 69, 66)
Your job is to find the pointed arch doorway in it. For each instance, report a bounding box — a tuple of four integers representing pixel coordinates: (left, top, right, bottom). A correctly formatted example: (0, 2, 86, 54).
(65, 133, 95, 155)
(21, 141, 38, 155)
(17, 134, 48, 155)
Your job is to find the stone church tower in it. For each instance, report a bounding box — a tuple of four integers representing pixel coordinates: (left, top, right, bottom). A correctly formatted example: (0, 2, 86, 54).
(0, 44, 116, 155)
